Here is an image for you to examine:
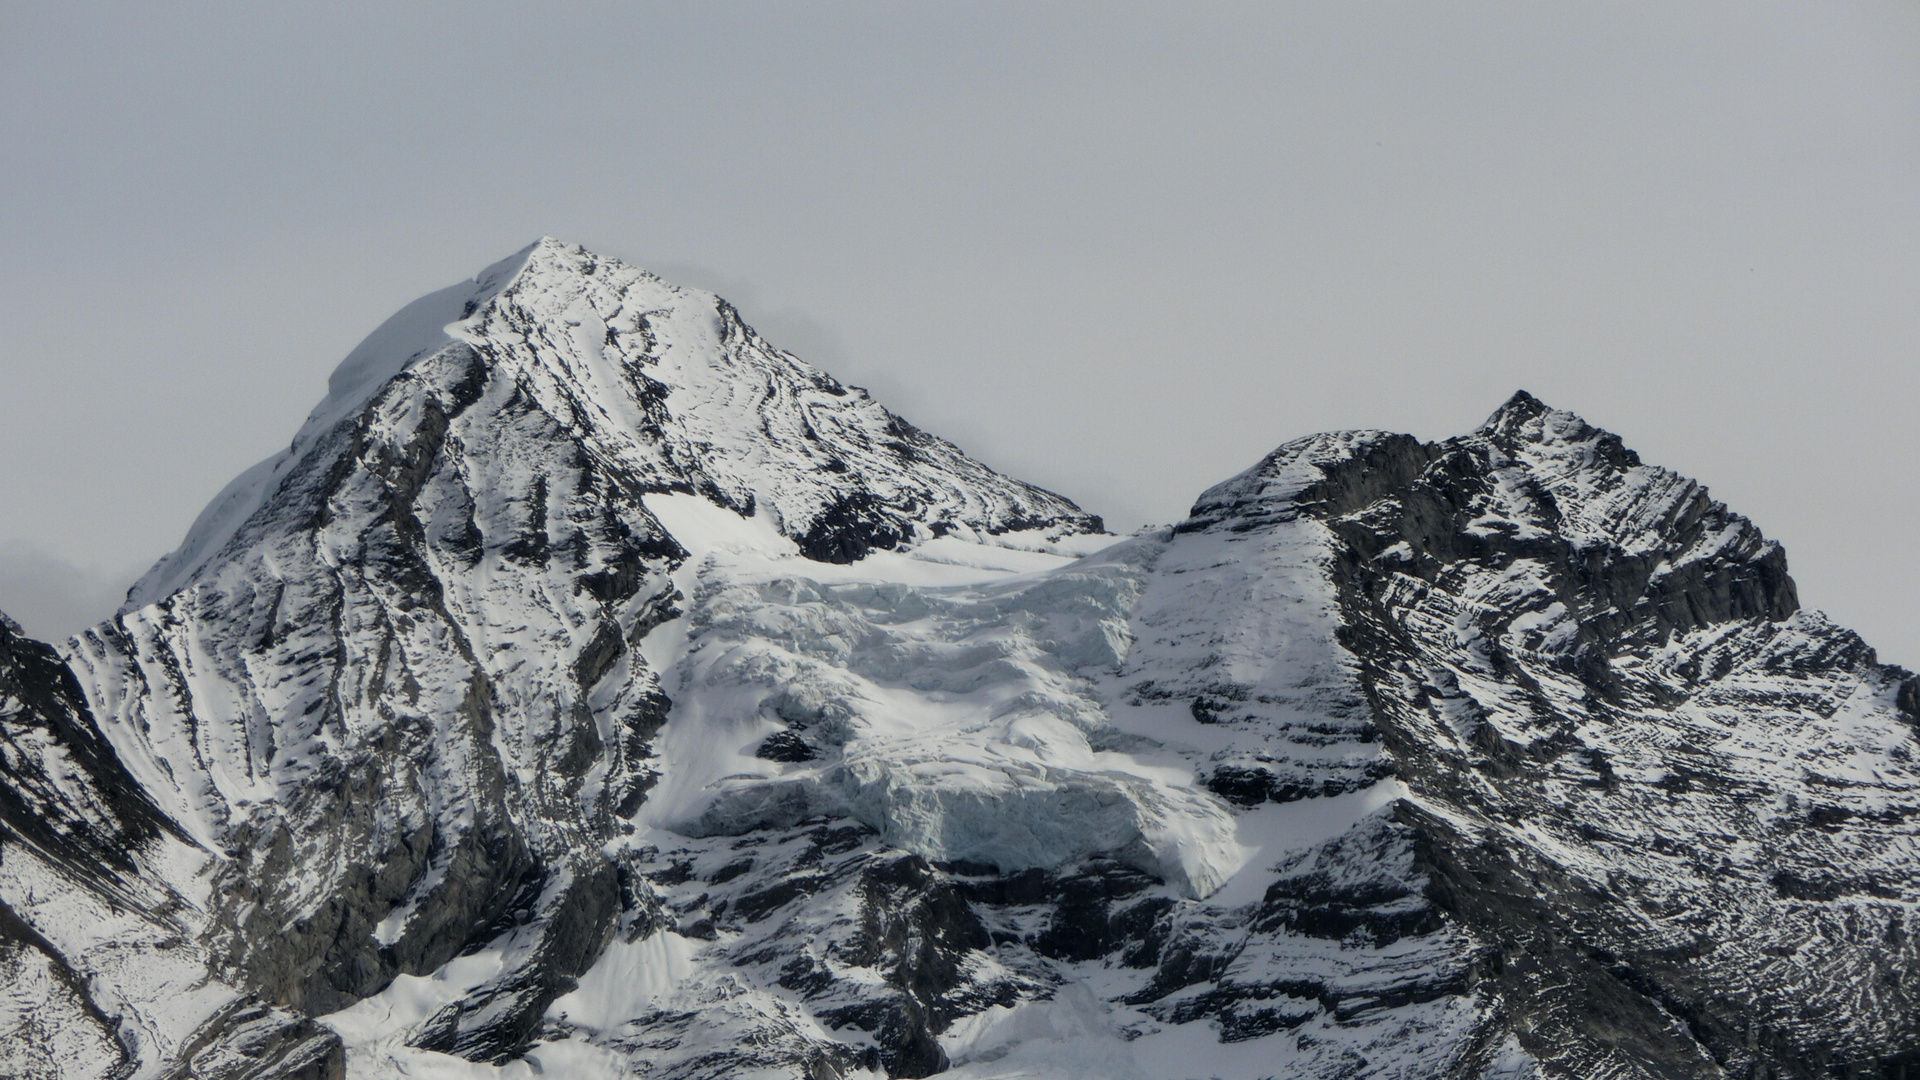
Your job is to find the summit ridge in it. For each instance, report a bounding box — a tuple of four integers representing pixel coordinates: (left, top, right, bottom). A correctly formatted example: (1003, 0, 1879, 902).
(130, 237, 1098, 611)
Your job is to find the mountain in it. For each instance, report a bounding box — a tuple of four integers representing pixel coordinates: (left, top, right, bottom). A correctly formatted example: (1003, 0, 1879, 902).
(1, 239, 1915, 1080)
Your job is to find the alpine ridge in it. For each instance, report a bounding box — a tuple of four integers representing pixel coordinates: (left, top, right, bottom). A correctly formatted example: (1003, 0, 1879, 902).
(0, 240, 1914, 1080)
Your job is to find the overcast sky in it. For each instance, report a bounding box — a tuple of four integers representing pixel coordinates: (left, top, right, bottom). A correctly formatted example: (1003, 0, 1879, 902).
(2, 2, 1915, 662)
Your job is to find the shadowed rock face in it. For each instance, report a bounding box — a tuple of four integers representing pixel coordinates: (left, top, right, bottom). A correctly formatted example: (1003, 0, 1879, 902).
(0, 614, 346, 1080)
(2, 239, 1914, 1080)
(0, 612, 173, 877)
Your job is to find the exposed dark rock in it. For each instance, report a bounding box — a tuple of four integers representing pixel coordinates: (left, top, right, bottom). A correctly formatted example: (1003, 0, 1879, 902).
(1030, 860, 1167, 963)
(795, 490, 910, 564)
(0, 613, 180, 875)
(755, 729, 818, 762)
(156, 1000, 345, 1080)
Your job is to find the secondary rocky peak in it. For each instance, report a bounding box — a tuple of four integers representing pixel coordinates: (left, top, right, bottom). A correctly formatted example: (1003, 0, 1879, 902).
(1113, 394, 1915, 1078)
(1476, 386, 1553, 434)
(1185, 392, 1797, 635)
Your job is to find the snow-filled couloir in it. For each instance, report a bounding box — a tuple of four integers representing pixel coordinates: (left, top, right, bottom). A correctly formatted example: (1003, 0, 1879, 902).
(1, 240, 1916, 1080)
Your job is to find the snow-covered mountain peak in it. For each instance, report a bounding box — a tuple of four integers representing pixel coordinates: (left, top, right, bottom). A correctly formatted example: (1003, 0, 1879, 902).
(1472, 388, 1650, 487)
(452, 236, 1102, 558)
(1178, 391, 1797, 637)
(52, 239, 1117, 1071)
(127, 238, 1100, 611)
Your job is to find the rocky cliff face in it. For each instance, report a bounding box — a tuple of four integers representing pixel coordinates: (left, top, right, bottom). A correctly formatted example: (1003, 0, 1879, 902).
(1, 241, 1913, 1080)
(1110, 395, 1920, 1079)
(0, 614, 343, 1080)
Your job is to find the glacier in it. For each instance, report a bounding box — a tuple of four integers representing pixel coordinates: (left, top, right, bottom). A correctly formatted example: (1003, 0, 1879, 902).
(1, 238, 1916, 1080)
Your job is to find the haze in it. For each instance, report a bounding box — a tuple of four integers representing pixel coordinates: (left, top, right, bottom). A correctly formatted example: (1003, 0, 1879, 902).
(1, 2, 1914, 664)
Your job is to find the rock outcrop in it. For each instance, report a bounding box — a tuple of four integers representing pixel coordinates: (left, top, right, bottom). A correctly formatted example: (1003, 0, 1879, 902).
(0, 614, 344, 1080)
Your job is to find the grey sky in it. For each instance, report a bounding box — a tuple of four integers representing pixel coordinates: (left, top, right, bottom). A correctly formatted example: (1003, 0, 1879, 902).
(2, 3, 1915, 662)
